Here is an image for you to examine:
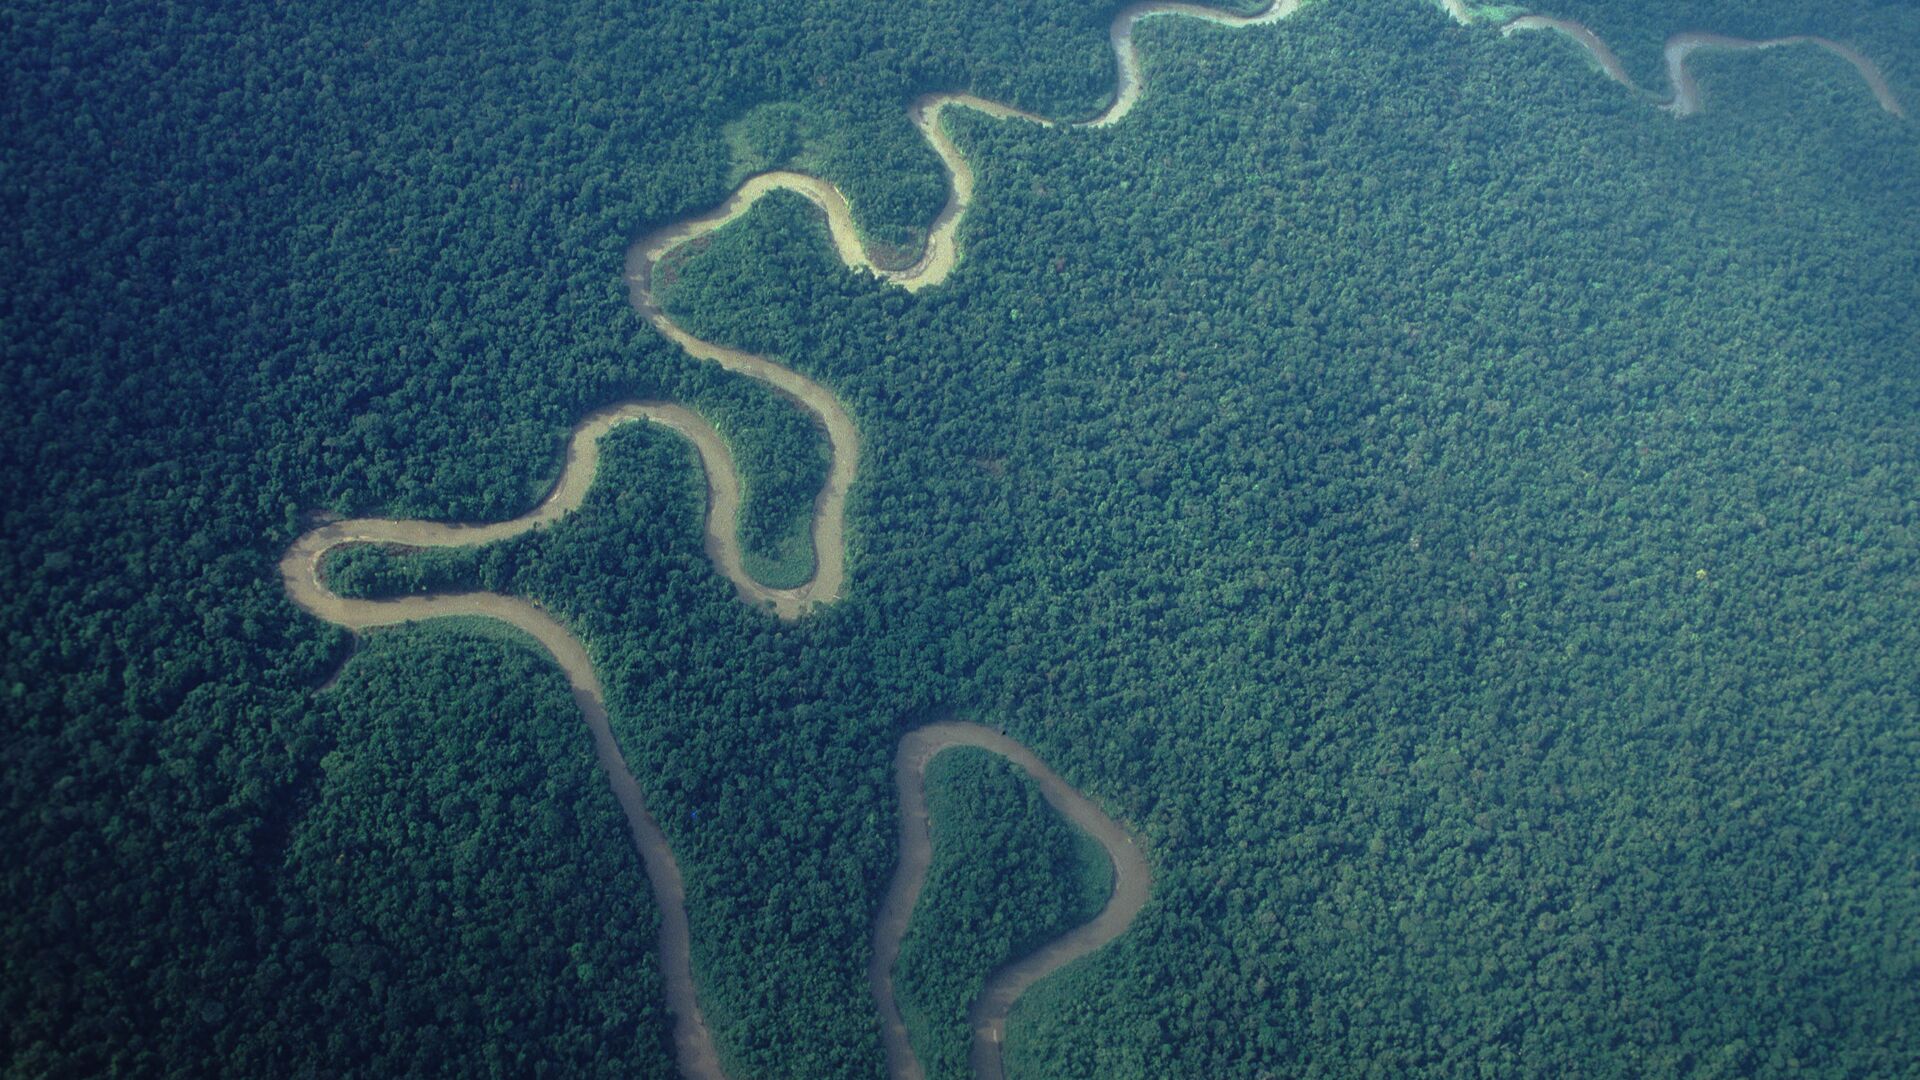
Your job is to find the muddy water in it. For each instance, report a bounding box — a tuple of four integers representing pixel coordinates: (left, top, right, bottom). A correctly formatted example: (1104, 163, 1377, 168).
(623, 232, 855, 622)
(1501, 15, 1641, 92)
(1662, 33, 1905, 118)
(1501, 15, 1906, 119)
(870, 723, 1153, 1080)
(280, 402, 810, 617)
(280, 406, 733, 1079)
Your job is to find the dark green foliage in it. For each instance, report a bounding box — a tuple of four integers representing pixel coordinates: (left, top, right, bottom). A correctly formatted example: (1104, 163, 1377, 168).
(248, 626, 674, 1077)
(6, 0, 1920, 1076)
(895, 747, 1111, 1080)
(324, 543, 472, 600)
(0, 619, 675, 1076)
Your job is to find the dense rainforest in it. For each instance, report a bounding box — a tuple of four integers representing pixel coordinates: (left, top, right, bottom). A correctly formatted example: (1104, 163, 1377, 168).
(5, 0, 1918, 1076)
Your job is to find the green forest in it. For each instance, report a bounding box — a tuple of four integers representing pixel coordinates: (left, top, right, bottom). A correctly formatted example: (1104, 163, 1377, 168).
(5, 0, 1918, 1076)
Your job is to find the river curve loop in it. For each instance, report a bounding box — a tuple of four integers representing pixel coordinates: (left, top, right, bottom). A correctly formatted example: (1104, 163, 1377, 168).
(281, 0, 1903, 1076)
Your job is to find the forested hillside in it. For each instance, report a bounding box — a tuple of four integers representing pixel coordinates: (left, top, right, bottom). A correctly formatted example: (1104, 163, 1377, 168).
(6, 0, 1918, 1076)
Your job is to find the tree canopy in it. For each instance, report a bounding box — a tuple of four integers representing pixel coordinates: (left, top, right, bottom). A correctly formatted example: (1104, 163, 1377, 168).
(5, 0, 1918, 1075)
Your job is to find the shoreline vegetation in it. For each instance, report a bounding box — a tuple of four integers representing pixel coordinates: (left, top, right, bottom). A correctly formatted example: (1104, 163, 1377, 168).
(281, 3, 1314, 1074)
(271, 1, 1908, 1076)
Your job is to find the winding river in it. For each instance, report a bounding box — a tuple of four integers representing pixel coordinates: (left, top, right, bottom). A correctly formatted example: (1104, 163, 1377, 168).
(279, 405, 733, 1078)
(870, 724, 1153, 1080)
(1497, 14, 1906, 118)
(281, 0, 1905, 1076)
(625, 0, 1303, 303)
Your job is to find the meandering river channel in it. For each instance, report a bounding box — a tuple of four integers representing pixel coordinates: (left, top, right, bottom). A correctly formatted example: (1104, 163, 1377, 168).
(1496, 13, 1905, 118)
(282, 1, 1903, 1075)
(870, 724, 1153, 1080)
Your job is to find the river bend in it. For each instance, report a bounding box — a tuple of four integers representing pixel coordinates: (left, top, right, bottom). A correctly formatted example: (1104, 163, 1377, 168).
(870, 724, 1153, 1080)
(1498, 15, 1905, 118)
(282, 0, 1903, 1076)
